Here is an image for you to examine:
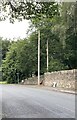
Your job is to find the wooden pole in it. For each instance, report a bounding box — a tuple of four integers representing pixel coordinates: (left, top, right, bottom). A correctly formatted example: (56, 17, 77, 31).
(47, 39, 48, 72)
(38, 30, 40, 85)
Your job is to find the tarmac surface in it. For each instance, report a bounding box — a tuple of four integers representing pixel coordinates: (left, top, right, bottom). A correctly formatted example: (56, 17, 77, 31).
(0, 84, 76, 118)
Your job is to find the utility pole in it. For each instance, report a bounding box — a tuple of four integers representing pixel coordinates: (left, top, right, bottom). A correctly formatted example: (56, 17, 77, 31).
(47, 39, 49, 72)
(38, 30, 40, 85)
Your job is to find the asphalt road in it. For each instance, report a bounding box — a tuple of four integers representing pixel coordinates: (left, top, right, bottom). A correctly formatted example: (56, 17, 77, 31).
(0, 85, 2, 120)
(0, 85, 75, 118)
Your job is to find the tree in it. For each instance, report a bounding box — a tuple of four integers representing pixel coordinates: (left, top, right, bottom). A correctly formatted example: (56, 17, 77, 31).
(0, 38, 11, 81)
(0, 38, 2, 81)
(2, 2, 77, 84)
(2, 36, 38, 83)
(51, 2, 77, 69)
(60, 2, 77, 69)
(2, 41, 18, 82)
(2, 39, 11, 59)
(0, 1, 59, 23)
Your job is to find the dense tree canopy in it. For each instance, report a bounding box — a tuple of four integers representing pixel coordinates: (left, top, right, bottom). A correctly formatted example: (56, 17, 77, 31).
(0, 1, 59, 22)
(1, 1, 77, 83)
(2, 39, 11, 59)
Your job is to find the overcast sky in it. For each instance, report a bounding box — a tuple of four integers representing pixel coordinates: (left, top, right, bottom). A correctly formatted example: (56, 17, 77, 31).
(0, 19, 30, 40)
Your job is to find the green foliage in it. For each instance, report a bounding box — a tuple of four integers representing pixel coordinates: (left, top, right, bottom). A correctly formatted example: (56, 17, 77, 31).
(2, 37, 38, 83)
(1, 2, 77, 83)
(0, 1, 59, 23)
(0, 38, 2, 81)
(2, 39, 11, 59)
(0, 81, 7, 84)
(48, 59, 68, 72)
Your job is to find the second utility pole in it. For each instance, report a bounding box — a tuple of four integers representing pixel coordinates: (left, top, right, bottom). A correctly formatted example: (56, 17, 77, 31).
(38, 30, 40, 85)
(47, 39, 48, 72)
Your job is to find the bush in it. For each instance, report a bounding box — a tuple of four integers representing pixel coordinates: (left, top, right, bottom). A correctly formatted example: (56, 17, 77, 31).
(48, 59, 68, 72)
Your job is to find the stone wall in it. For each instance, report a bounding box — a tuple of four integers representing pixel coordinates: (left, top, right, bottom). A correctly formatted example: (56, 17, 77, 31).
(44, 69, 77, 90)
(23, 69, 77, 90)
(24, 75, 44, 85)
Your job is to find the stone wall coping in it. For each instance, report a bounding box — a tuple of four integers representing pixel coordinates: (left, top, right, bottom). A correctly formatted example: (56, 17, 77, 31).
(44, 69, 77, 75)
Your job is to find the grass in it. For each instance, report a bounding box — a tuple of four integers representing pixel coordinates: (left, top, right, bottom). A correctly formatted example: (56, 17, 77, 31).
(0, 81, 7, 84)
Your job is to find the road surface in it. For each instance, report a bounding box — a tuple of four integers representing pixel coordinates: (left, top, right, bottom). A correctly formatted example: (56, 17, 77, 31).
(0, 85, 75, 118)
(0, 85, 2, 120)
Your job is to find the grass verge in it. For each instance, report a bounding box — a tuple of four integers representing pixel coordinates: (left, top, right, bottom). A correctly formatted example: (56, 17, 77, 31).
(0, 81, 7, 84)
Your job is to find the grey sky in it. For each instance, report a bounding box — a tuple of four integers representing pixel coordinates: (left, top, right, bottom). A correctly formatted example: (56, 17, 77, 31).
(0, 19, 30, 40)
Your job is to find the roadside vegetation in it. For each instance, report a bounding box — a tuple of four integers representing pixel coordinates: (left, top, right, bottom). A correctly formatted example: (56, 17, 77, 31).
(0, 81, 7, 84)
(0, 2, 77, 83)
